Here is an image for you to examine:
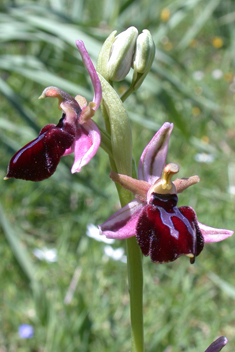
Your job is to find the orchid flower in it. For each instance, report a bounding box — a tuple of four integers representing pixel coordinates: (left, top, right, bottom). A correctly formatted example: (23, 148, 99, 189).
(99, 123, 233, 264)
(6, 40, 102, 181)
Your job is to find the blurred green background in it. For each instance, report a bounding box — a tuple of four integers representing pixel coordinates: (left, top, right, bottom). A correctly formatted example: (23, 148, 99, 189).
(0, 0, 235, 351)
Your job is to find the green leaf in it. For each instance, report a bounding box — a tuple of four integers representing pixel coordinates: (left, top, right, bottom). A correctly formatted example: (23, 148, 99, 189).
(158, 89, 189, 137)
(208, 272, 235, 299)
(153, 62, 220, 112)
(9, 10, 101, 58)
(0, 202, 36, 283)
(127, 111, 161, 131)
(0, 56, 91, 98)
(178, 0, 222, 51)
(0, 77, 40, 132)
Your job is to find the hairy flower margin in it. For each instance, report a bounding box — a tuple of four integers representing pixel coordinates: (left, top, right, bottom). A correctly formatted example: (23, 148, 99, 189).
(6, 40, 102, 181)
(99, 123, 233, 264)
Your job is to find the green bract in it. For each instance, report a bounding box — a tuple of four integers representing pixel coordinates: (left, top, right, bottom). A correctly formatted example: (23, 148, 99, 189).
(98, 73, 132, 177)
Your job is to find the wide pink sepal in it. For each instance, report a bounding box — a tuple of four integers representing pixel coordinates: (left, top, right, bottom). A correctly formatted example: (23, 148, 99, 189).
(99, 200, 143, 239)
(138, 122, 173, 184)
(198, 222, 234, 243)
(71, 120, 101, 173)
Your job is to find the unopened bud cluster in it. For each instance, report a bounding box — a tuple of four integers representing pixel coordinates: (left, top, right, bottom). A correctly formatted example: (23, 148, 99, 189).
(97, 26, 155, 90)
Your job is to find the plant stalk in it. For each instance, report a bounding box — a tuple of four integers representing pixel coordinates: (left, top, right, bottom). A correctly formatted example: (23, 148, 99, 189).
(126, 236, 144, 352)
(119, 191, 144, 352)
(99, 80, 144, 352)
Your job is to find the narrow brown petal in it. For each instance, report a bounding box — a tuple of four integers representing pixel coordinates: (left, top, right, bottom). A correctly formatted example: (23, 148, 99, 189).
(110, 170, 150, 201)
(173, 175, 200, 193)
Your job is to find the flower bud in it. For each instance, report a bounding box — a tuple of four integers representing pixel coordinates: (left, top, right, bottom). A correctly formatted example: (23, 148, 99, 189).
(132, 29, 155, 90)
(107, 26, 138, 81)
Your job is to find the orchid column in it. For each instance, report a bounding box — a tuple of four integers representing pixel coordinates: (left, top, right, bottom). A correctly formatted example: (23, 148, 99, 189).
(97, 27, 155, 352)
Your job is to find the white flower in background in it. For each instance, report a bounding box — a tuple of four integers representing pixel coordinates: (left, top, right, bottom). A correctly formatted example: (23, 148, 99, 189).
(212, 69, 223, 80)
(193, 71, 204, 81)
(104, 246, 127, 263)
(228, 186, 235, 195)
(229, 83, 235, 92)
(86, 223, 115, 244)
(228, 162, 235, 196)
(33, 248, 57, 262)
(194, 153, 215, 163)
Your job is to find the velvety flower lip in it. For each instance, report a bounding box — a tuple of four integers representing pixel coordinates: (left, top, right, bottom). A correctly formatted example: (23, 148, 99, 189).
(5, 41, 101, 181)
(99, 122, 233, 263)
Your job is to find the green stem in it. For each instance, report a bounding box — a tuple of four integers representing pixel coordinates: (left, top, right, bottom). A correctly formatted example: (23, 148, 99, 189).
(100, 91, 144, 352)
(121, 85, 135, 102)
(98, 126, 113, 157)
(126, 237, 144, 352)
(118, 178, 144, 352)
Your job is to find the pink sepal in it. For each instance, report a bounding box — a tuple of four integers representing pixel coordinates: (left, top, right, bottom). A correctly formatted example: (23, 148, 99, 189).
(99, 200, 143, 239)
(62, 146, 73, 156)
(70, 120, 101, 173)
(138, 122, 173, 184)
(199, 222, 234, 243)
(76, 40, 102, 109)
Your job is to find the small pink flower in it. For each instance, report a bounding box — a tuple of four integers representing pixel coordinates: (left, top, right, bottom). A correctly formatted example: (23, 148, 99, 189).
(6, 41, 102, 181)
(99, 123, 233, 263)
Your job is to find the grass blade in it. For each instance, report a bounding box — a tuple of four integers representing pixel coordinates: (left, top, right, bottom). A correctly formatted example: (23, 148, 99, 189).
(0, 201, 36, 283)
(178, 0, 222, 51)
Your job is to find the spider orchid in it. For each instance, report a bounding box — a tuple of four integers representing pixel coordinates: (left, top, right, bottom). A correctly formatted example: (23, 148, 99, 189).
(6, 40, 102, 181)
(99, 123, 233, 263)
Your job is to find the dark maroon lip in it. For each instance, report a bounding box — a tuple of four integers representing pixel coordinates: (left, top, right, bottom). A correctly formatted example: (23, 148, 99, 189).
(149, 192, 178, 211)
(136, 192, 204, 264)
(6, 117, 76, 182)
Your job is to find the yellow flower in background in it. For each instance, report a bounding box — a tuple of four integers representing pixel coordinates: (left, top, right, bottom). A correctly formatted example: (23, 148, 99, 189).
(192, 107, 201, 116)
(224, 72, 233, 82)
(212, 37, 223, 49)
(194, 86, 202, 95)
(161, 8, 170, 22)
(163, 41, 173, 51)
(189, 39, 198, 48)
(201, 136, 209, 144)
